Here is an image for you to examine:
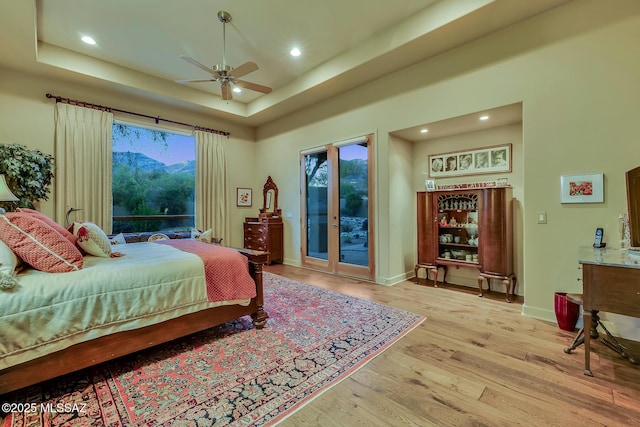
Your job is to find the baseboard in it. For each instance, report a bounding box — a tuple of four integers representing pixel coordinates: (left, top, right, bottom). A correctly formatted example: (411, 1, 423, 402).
(522, 304, 555, 323)
(378, 271, 413, 286)
(282, 258, 301, 267)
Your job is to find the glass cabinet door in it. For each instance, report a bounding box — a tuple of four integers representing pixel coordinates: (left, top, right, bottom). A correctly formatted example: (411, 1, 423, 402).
(436, 193, 480, 264)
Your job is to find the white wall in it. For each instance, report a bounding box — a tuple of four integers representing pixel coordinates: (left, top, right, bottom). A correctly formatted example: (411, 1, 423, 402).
(255, 0, 640, 331)
(388, 135, 415, 284)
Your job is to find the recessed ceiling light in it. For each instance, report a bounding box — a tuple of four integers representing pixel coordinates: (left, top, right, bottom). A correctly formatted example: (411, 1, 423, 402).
(479, 115, 489, 121)
(290, 47, 301, 57)
(81, 36, 96, 45)
(233, 87, 241, 93)
(420, 129, 429, 133)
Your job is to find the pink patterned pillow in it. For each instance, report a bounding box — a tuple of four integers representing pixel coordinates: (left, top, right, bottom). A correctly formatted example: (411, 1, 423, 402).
(17, 207, 77, 245)
(0, 212, 83, 273)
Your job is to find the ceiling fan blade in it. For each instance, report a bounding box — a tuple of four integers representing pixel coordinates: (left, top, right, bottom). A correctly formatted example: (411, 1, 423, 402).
(221, 82, 233, 100)
(179, 55, 216, 75)
(229, 61, 258, 78)
(234, 79, 272, 94)
(175, 78, 217, 84)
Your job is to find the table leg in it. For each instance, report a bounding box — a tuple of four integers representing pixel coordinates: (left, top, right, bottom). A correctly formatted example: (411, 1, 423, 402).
(584, 311, 593, 376)
(477, 276, 485, 297)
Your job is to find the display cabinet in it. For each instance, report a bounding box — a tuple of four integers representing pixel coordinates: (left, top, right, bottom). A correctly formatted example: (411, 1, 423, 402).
(415, 187, 516, 301)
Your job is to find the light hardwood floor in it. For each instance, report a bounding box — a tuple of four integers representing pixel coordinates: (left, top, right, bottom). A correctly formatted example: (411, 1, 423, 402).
(265, 264, 640, 427)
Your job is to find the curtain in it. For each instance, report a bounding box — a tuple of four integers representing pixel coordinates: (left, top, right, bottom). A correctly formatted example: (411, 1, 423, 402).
(54, 103, 114, 232)
(195, 131, 228, 244)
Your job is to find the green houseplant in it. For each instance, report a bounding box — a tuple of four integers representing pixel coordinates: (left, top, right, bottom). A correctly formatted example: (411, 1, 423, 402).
(0, 144, 55, 211)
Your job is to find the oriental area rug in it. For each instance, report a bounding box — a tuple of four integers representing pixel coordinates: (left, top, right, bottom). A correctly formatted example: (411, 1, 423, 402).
(2, 273, 424, 426)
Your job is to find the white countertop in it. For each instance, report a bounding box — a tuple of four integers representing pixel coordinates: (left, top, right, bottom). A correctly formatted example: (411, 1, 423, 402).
(579, 246, 640, 269)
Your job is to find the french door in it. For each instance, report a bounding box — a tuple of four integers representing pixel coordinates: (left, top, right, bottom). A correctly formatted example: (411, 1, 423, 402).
(300, 135, 374, 280)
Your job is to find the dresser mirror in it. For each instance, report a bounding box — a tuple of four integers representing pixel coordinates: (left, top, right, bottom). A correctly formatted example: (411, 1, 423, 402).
(260, 176, 281, 217)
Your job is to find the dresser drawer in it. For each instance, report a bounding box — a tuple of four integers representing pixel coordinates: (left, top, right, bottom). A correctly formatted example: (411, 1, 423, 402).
(244, 223, 266, 235)
(244, 241, 267, 251)
(244, 234, 267, 245)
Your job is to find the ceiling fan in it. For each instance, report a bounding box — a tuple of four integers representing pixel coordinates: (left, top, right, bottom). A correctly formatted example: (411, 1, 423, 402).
(175, 11, 272, 101)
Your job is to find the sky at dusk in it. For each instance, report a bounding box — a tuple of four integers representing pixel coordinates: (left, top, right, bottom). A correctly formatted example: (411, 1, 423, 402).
(112, 125, 195, 165)
(340, 143, 367, 161)
(112, 124, 367, 165)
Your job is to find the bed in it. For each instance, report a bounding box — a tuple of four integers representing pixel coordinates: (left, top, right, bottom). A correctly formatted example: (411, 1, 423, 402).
(0, 237, 268, 395)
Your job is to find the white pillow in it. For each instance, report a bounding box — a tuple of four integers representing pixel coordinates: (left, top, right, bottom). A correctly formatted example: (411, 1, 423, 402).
(110, 233, 127, 245)
(0, 238, 19, 274)
(0, 239, 19, 289)
(198, 229, 213, 243)
(73, 222, 112, 257)
(190, 228, 201, 239)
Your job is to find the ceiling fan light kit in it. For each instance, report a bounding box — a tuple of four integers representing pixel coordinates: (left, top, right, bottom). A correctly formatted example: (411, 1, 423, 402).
(175, 10, 272, 101)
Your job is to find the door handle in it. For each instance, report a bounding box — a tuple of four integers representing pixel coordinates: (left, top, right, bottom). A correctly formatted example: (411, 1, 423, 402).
(333, 224, 338, 227)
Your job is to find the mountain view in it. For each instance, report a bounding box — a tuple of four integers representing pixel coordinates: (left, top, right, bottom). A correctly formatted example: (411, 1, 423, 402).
(112, 151, 195, 233)
(113, 151, 195, 175)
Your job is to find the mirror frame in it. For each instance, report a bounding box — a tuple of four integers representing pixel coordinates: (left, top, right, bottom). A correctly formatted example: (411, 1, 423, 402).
(260, 176, 281, 217)
(626, 166, 640, 247)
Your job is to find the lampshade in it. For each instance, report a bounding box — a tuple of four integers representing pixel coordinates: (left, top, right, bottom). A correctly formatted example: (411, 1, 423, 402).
(0, 175, 19, 202)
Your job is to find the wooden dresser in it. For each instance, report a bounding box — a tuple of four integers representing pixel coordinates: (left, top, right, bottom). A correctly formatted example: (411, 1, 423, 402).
(243, 216, 283, 264)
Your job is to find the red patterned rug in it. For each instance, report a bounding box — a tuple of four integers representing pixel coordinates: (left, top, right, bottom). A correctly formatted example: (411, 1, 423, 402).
(1, 273, 424, 426)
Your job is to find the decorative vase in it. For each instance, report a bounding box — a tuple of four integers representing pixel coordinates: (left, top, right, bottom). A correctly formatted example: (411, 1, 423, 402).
(554, 292, 580, 331)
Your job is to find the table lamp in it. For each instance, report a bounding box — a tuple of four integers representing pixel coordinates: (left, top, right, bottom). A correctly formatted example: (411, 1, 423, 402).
(0, 174, 19, 213)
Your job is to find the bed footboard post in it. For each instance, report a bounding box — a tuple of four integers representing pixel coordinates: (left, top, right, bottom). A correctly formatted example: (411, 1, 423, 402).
(249, 261, 269, 329)
(239, 248, 269, 329)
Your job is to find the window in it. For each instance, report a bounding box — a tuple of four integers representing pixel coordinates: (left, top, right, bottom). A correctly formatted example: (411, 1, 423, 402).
(112, 123, 196, 233)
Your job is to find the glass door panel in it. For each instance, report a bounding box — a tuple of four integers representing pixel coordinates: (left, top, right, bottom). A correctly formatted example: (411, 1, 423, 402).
(304, 151, 328, 261)
(338, 144, 368, 267)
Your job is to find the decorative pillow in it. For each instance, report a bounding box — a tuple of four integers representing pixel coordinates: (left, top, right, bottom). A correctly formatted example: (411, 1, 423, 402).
(0, 213, 83, 273)
(17, 208, 77, 245)
(0, 239, 19, 289)
(73, 222, 113, 257)
(110, 233, 127, 245)
(0, 238, 19, 273)
(148, 233, 169, 242)
(0, 271, 17, 290)
(198, 229, 213, 243)
(190, 228, 201, 239)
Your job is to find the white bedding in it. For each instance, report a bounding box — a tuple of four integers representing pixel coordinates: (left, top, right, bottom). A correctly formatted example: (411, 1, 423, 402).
(0, 242, 250, 370)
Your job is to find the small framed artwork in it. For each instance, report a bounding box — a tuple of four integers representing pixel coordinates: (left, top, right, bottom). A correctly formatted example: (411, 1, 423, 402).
(560, 173, 604, 203)
(425, 179, 436, 191)
(236, 188, 252, 207)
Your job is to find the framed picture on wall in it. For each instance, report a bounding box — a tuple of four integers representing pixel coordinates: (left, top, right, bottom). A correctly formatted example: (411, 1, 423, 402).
(428, 143, 512, 178)
(560, 173, 604, 203)
(236, 188, 252, 207)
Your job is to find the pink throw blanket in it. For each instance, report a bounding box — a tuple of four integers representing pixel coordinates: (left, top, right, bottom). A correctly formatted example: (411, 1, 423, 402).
(155, 240, 257, 302)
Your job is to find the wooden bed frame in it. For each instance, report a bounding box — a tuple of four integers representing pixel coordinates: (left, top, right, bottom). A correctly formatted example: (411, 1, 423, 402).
(0, 248, 269, 395)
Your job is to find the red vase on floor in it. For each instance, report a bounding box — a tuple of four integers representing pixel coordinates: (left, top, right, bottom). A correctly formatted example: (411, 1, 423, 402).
(554, 292, 580, 331)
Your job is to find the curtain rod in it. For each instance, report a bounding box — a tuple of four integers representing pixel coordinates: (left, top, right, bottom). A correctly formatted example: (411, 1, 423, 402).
(45, 93, 230, 137)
